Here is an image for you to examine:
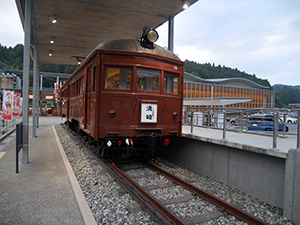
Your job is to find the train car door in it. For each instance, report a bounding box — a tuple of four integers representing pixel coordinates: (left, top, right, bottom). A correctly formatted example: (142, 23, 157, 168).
(67, 84, 70, 119)
(85, 67, 94, 130)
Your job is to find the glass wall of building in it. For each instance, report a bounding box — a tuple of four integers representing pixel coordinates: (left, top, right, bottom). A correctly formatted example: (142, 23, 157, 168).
(184, 81, 274, 108)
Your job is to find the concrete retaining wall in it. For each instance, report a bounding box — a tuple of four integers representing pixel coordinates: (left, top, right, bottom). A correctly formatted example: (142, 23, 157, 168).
(284, 149, 300, 224)
(157, 137, 300, 224)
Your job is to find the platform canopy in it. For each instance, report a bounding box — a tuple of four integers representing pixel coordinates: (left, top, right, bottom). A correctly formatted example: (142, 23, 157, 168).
(16, 0, 198, 65)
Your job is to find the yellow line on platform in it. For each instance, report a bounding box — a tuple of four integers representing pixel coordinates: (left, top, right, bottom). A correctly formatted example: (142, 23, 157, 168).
(0, 152, 6, 159)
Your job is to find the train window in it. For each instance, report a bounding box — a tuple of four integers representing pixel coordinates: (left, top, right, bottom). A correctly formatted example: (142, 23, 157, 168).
(105, 67, 132, 90)
(80, 76, 84, 94)
(164, 72, 178, 94)
(88, 67, 96, 93)
(137, 68, 159, 92)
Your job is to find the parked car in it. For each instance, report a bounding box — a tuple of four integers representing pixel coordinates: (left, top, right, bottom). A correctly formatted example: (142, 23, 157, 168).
(230, 114, 276, 125)
(230, 114, 289, 132)
(248, 121, 288, 132)
(249, 114, 289, 132)
(279, 116, 298, 124)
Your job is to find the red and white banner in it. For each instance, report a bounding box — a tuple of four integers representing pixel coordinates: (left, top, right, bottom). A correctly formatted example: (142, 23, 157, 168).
(13, 93, 22, 117)
(2, 90, 14, 121)
(19, 98, 23, 118)
(54, 83, 59, 100)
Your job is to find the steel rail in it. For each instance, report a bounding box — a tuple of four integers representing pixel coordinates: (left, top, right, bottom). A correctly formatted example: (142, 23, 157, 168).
(101, 159, 187, 225)
(64, 125, 187, 225)
(147, 162, 270, 225)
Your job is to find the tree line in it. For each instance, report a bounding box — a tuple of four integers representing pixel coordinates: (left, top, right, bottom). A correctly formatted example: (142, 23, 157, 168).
(0, 44, 78, 88)
(273, 85, 300, 108)
(1, 44, 298, 108)
(184, 60, 271, 87)
(0, 44, 78, 73)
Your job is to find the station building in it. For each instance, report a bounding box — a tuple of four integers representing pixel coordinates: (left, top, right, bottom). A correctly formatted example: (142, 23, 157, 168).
(184, 72, 275, 109)
(0, 61, 22, 90)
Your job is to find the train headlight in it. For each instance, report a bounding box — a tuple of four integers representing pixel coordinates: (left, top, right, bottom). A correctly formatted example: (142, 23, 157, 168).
(139, 27, 159, 49)
(147, 30, 158, 43)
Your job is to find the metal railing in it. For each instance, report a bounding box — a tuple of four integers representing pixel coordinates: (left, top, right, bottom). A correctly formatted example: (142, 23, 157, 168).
(0, 117, 17, 137)
(183, 106, 300, 149)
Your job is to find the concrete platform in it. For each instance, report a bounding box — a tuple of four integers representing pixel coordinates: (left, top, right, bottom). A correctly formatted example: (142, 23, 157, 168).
(0, 117, 91, 225)
(183, 125, 298, 158)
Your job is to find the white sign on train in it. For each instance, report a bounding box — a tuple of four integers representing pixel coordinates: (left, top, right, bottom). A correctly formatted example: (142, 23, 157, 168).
(141, 103, 157, 123)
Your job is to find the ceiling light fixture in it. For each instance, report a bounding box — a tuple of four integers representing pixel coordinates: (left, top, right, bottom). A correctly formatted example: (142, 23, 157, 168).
(49, 51, 53, 57)
(50, 37, 54, 44)
(52, 14, 58, 24)
(183, 1, 189, 10)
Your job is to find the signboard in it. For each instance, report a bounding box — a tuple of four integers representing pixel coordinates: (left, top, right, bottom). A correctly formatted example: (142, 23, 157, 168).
(141, 103, 157, 123)
(13, 93, 21, 117)
(2, 90, 14, 121)
(54, 83, 59, 100)
(19, 98, 23, 117)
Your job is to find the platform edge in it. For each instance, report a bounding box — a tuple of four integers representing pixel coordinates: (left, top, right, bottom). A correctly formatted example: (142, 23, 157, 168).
(52, 125, 97, 225)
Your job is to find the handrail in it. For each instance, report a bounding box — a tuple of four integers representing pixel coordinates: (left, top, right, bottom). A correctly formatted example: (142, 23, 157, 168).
(183, 106, 300, 150)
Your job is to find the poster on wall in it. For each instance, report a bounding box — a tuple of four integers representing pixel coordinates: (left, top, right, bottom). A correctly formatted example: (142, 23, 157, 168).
(13, 93, 21, 117)
(2, 90, 14, 121)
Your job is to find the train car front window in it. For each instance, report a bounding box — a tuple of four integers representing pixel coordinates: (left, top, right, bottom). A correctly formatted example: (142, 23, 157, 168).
(137, 68, 159, 92)
(164, 72, 178, 94)
(105, 67, 132, 90)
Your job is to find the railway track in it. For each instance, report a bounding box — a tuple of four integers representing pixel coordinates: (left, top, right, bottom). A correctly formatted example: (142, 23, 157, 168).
(62, 124, 270, 225)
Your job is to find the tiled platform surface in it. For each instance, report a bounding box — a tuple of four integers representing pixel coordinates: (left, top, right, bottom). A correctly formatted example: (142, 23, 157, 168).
(0, 117, 85, 225)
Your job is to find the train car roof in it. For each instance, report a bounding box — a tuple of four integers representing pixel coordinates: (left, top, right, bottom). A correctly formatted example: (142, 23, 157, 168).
(94, 39, 181, 60)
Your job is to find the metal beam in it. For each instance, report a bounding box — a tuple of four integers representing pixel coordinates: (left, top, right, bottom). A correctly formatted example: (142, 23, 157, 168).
(168, 17, 174, 52)
(22, 0, 31, 164)
(36, 67, 40, 128)
(32, 43, 38, 138)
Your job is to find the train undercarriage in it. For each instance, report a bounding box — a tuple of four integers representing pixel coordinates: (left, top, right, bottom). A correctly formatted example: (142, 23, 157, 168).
(65, 119, 172, 163)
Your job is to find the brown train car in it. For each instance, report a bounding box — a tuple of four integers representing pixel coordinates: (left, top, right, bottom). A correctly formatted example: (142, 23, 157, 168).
(61, 37, 184, 161)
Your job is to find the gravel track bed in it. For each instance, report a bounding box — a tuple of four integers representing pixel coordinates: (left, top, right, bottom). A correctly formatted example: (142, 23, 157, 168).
(166, 198, 217, 218)
(149, 186, 191, 201)
(56, 125, 155, 224)
(125, 167, 155, 177)
(56, 124, 294, 224)
(153, 159, 295, 225)
(134, 175, 171, 187)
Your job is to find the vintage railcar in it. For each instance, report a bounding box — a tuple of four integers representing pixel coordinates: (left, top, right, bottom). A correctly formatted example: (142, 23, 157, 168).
(61, 31, 184, 161)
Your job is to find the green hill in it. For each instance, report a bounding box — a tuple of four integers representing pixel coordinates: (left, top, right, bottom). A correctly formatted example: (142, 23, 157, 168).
(184, 60, 271, 87)
(0, 44, 77, 75)
(273, 85, 300, 108)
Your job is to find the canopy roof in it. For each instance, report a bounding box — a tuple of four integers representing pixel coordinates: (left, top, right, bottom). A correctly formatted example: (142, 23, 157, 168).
(16, 0, 197, 65)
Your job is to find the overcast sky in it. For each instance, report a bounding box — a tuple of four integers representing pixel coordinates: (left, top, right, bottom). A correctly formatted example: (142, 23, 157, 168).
(1, 0, 299, 86)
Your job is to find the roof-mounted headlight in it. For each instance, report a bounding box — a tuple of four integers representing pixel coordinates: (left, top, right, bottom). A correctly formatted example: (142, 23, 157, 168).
(139, 27, 159, 49)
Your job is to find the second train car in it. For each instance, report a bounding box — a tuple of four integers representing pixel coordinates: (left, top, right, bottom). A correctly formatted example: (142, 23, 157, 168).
(61, 28, 184, 162)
